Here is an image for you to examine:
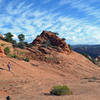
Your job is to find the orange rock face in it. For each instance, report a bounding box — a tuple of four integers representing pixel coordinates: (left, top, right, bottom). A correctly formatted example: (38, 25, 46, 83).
(26, 30, 72, 63)
(0, 47, 5, 56)
(0, 33, 4, 39)
(0, 90, 8, 96)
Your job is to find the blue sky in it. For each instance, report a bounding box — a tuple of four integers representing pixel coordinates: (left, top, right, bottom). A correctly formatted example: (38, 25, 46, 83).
(0, 0, 100, 44)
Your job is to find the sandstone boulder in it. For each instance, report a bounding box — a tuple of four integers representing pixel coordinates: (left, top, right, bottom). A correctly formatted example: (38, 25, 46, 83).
(0, 47, 5, 56)
(0, 33, 4, 39)
(32, 30, 71, 54)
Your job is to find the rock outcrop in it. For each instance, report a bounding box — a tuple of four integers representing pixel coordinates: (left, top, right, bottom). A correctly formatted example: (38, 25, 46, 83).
(32, 30, 71, 54)
(0, 47, 5, 56)
(26, 31, 71, 63)
(0, 33, 4, 39)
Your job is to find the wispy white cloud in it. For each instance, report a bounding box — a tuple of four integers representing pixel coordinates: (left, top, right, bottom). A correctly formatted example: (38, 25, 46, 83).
(13, 34, 18, 40)
(59, 0, 100, 24)
(0, 0, 100, 44)
(6, 1, 34, 15)
(1, 6, 100, 44)
(33, 10, 47, 17)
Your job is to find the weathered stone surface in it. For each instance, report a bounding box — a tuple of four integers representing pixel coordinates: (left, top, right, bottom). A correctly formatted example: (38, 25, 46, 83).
(0, 47, 5, 56)
(26, 31, 72, 63)
(0, 33, 4, 39)
(32, 30, 71, 53)
(38, 47, 51, 54)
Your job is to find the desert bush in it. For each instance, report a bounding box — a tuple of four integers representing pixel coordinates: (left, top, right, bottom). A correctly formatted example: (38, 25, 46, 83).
(12, 40, 18, 48)
(53, 32, 59, 35)
(18, 42, 25, 49)
(68, 44, 72, 50)
(42, 40, 51, 48)
(20, 52, 24, 55)
(1, 43, 5, 46)
(4, 47, 10, 55)
(50, 85, 72, 96)
(23, 57, 30, 62)
(51, 46, 58, 50)
(10, 54, 18, 58)
(42, 40, 58, 50)
(26, 43, 33, 48)
(82, 53, 95, 64)
(62, 38, 66, 41)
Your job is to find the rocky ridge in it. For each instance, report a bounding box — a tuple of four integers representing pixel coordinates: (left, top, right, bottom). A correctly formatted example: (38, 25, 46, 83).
(32, 30, 71, 54)
(26, 31, 71, 63)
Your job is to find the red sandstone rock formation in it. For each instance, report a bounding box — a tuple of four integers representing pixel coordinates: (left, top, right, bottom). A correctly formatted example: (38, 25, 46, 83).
(0, 33, 4, 39)
(32, 30, 71, 54)
(0, 47, 5, 56)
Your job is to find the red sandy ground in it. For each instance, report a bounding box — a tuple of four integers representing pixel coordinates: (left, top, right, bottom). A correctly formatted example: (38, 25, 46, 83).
(0, 51, 100, 100)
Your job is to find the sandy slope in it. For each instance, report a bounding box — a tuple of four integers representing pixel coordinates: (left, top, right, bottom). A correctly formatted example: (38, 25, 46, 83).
(0, 52, 100, 100)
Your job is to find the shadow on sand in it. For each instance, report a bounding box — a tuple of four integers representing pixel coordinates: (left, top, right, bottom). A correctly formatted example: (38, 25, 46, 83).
(44, 93, 51, 96)
(31, 63, 38, 67)
(0, 68, 4, 70)
(0, 67, 16, 77)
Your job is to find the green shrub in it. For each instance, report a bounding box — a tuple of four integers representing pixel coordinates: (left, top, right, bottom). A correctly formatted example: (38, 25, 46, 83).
(1, 43, 5, 46)
(26, 43, 33, 48)
(12, 40, 18, 48)
(42, 40, 52, 48)
(50, 85, 72, 96)
(82, 53, 95, 64)
(4, 47, 10, 55)
(51, 46, 58, 50)
(18, 42, 25, 49)
(10, 54, 17, 58)
(53, 32, 59, 35)
(42, 40, 58, 50)
(20, 52, 24, 55)
(62, 38, 66, 41)
(68, 44, 72, 50)
(23, 57, 30, 62)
